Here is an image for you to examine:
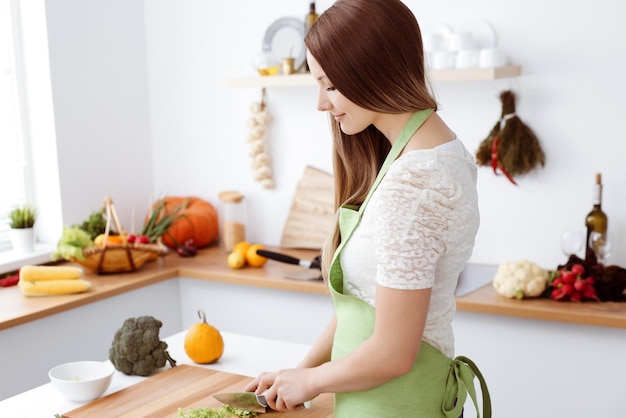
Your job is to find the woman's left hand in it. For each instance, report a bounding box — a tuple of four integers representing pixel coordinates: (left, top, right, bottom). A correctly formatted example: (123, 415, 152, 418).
(244, 368, 316, 412)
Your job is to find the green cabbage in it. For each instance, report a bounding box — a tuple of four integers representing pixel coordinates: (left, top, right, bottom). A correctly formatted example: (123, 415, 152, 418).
(51, 225, 94, 261)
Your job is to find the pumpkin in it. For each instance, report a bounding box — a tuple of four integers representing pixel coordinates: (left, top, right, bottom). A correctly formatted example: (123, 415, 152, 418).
(184, 309, 224, 364)
(154, 196, 218, 249)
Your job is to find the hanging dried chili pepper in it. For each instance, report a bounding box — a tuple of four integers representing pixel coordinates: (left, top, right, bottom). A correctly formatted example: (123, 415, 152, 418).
(476, 90, 545, 185)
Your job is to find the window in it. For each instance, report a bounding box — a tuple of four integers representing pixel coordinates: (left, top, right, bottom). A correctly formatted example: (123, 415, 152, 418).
(0, 0, 32, 251)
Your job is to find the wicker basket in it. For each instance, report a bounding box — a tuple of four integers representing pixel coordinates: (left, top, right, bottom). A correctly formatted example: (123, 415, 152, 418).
(72, 197, 167, 274)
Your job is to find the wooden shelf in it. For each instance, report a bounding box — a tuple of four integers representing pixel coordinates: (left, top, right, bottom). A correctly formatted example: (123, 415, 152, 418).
(225, 73, 314, 88)
(225, 65, 521, 88)
(431, 65, 521, 82)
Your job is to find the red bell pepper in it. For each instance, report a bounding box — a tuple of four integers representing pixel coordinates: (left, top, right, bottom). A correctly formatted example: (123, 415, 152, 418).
(0, 272, 19, 287)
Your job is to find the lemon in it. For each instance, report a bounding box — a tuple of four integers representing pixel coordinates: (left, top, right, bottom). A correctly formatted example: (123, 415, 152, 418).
(227, 251, 246, 269)
(245, 244, 268, 268)
(232, 241, 251, 255)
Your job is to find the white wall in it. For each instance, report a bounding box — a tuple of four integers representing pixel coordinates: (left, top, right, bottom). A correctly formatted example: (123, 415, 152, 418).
(43, 0, 626, 270)
(44, 0, 154, 234)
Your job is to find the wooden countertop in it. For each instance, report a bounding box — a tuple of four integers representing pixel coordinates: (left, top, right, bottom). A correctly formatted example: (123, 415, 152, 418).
(0, 331, 318, 417)
(457, 283, 626, 329)
(0, 246, 327, 331)
(2, 246, 626, 331)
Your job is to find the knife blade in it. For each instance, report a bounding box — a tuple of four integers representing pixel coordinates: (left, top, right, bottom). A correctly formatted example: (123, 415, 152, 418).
(212, 392, 267, 413)
(213, 391, 312, 412)
(256, 249, 321, 269)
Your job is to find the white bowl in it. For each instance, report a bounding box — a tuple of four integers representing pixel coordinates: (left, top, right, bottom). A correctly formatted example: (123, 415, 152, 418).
(49, 361, 114, 402)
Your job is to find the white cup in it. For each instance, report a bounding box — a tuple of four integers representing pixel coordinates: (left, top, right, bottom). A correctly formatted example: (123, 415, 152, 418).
(423, 33, 447, 53)
(430, 51, 456, 70)
(455, 49, 479, 69)
(478, 48, 506, 68)
(450, 32, 475, 51)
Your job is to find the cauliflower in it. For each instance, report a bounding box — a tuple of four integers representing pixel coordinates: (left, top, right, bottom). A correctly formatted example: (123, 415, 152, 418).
(493, 260, 549, 299)
(109, 315, 177, 376)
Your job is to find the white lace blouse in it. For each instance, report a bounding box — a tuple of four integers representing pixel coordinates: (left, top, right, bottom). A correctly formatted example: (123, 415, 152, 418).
(339, 139, 479, 357)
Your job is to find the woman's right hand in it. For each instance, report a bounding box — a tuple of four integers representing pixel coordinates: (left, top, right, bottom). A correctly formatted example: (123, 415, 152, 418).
(245, 368, 316, 412)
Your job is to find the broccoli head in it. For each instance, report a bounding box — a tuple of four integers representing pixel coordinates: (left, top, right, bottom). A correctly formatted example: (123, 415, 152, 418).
(109, 315, 177, 376)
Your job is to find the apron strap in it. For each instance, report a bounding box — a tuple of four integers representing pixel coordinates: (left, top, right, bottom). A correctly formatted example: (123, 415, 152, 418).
(330, 108, 434, 289)
(359, 108, 433, 214)
(443, 356, 492, 418)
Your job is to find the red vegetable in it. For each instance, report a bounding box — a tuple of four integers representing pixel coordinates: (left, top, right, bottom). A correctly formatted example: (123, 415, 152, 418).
(560, 271, 576, 284)
(582, 286, 600, 301)
(573, 279, 587, 292)
(552, 288, 567, 300)
(136, 235, 150, 244)
(571, 264, 585, 276)
(491, 137, 518, 186)
(175, 239, 198, 257)
(569, 291, 582, 302)
(0, 273, 19, 287)
(561, 283, 574, 296)
(550, 267, 601, 302)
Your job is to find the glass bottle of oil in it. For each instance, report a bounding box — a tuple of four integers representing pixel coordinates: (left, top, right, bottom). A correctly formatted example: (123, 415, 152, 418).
(304, 2, 318, 72)
(584, 173, 608, 264)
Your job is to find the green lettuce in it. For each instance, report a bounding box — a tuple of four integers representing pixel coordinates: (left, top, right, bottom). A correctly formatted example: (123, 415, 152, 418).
(51, 226, 94, 261)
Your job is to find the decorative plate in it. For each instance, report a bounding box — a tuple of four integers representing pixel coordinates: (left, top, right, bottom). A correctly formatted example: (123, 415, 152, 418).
(262, 17, 306, 72)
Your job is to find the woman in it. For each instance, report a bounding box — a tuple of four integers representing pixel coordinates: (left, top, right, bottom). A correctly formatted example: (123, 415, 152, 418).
(245, 0, 491, 416)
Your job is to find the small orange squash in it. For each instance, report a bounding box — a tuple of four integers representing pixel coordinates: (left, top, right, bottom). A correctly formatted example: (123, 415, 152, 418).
(184, 309, 224, 364)
(153, 196, 218, 249)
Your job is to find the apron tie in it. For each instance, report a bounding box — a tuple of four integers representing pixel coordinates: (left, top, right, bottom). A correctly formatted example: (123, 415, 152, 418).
(443, 356, 492, 418)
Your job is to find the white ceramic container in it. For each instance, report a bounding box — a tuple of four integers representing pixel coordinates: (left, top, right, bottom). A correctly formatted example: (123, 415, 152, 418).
(49, 361, 114, 402)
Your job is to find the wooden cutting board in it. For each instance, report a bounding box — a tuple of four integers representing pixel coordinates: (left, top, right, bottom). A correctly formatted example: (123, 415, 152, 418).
(280, 166, 335, 250)
(62, 365, 334, 418)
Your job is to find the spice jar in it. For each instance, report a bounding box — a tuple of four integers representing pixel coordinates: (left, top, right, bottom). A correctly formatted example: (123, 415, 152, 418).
(218, 191, 247, 252)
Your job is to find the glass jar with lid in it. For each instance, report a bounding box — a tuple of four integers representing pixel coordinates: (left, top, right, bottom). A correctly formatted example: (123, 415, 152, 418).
(218, 190, 247, 252)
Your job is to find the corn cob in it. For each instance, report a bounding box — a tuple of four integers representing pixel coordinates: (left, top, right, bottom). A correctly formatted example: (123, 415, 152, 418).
(18, 279, 91, 297)
(19, 265, 83, 281)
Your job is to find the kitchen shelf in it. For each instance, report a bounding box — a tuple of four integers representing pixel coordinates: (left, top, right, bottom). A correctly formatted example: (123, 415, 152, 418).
(225, 65, 521, 88)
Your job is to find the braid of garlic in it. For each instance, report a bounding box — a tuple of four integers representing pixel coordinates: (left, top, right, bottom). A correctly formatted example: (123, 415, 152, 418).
(247, 99, 275, 189)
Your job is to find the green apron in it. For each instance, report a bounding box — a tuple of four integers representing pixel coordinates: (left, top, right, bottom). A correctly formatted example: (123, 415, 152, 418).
(328, 109, 491, 418)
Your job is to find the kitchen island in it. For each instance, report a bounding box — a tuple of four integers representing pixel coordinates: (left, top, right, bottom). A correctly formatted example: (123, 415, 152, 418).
(0, 331, 331, 418)
(1, 247, 625, 417)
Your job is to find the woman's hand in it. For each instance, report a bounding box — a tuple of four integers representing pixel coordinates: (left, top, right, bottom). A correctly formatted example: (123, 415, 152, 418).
(244, 368, 316, 412)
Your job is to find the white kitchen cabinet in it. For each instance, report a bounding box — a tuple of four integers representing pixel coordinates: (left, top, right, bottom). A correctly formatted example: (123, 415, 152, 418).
(0, 277, 332, 400)
(178, 277, 333, 345)
(453, 310, 626, 418)
(0, 280, 182, 401)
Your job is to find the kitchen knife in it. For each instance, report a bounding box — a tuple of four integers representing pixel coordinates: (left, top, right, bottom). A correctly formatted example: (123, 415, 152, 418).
(256, 249, 321, 270)
(213, 392, 312, 412)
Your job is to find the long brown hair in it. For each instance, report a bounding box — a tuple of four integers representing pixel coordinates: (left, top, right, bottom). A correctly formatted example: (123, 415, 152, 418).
(304, 0, 438, 277)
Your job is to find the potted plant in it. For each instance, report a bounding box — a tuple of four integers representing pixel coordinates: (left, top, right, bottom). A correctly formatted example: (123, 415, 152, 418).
(8, 204, 37, 254)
